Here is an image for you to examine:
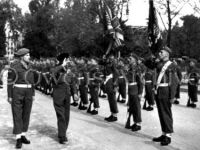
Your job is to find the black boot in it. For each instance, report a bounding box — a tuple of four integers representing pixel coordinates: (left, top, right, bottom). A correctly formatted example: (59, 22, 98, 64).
(161, 136, 171, 146)
(59, 136, 68, 144)
(146, 106, 154, 111)
(104, 115, 117, 122)
(131, 124, 141, 132)
(91, 110, 98, 115)
(16, 139, 22, 149)
(174, 100, 179, 104)
(152, 135, 166, 142)
(21, 136, 30, 144)
(71, 102, 78, 107)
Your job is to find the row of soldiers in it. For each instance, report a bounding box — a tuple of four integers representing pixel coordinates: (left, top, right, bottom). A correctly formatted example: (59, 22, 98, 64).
(3, 52, 200, 115)
(5, 47, 200, 148)
(29, 54, 199, 115)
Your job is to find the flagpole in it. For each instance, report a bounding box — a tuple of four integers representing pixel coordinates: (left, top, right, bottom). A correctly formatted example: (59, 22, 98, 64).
(156, 9, 167, 31)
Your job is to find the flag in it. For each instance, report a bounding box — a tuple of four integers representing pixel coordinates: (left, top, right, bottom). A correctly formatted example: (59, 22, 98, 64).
(148, 0, 162, 54)
(101, 0, 124, 48)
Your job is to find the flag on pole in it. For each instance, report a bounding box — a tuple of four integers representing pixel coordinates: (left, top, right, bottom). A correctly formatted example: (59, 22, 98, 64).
(100, 0, 124, 48)
(148, 0, 162, 54)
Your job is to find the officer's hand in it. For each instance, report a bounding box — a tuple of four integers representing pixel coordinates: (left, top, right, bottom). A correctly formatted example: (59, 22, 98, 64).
(32, 96, 35, 101)
(7, 97, 12, 104)
(62, 58, 70, 67)
(74, 94, 79, 101)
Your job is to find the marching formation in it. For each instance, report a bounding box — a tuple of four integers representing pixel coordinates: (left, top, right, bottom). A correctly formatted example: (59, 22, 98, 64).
(0, 46, 199, 149)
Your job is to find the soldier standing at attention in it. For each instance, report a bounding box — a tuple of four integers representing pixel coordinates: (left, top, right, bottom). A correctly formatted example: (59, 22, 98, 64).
(152, 46, 178, 146)
(125, 55, 143, 131)
(187, 58, 199, 108)
(51, 53, 78, 144)
(7, 48, 35, 149)
(143, 67, 155, 111)
(103, 54, 119, 122)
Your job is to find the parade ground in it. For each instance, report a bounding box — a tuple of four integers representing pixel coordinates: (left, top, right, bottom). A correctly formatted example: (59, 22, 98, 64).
(0, 78, 200, 150)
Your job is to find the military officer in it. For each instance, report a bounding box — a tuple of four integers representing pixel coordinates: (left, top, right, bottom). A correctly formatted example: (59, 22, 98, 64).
(152, 46, 179, 146)
(51, 53, 78, 144)
(7, 48, 35, 149)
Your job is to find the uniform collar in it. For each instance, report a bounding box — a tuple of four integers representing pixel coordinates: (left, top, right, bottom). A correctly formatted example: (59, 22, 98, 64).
(20, 60, 30, 70)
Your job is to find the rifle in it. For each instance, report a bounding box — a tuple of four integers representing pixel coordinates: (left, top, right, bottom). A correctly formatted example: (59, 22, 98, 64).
(187, 98, 191, 107)
(117, 93, 121, 102)
(143, 99, 147, 110)
(125, 111, 132, 129)
(87, 100, 92, 113)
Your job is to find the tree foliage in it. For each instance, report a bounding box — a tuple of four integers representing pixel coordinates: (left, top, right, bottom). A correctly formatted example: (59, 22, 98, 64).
(171, 15, 200, 59)
(0, 0, 23, 56)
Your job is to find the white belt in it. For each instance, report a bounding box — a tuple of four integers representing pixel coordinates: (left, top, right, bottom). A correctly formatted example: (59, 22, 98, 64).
(90, 78, 94, 80)
(78, 77, 84, 80)
(189, 78, 195, 81)
(14, 84, 32, 88)
(119, 76, 124, 79)
(145, 80, 152, 83)
(157, 83, 169, 87)
(128, 82, 137, 86)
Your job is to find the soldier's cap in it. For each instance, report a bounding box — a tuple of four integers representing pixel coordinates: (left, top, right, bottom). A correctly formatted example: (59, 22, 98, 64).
(190, 58, 197, 64)
(56, 53, 69, 63)
(161, 46, 172, 54)
(14, 48, 30, 57)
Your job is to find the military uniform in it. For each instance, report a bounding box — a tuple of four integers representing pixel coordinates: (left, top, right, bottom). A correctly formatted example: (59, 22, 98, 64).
(116, 59, 127, 103)
(103, 58, 119, 122)
(88, 63, 102, 115)
(125, 61, 143, 131)
(174, 63, 182, 104)
(7, 48, 34, 148)
(0, 60, 4, 88)
(187, 60, 199, 107)
(77, 63, 89, 110)
(152, 47, 179, 146)
(51, 53, 77, 144)
(143, 67, 155, 111)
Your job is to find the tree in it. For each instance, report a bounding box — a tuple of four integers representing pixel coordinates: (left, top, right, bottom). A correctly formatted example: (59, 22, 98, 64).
(156, 0, 200, 47)
(23, 0, 57, 58)
(171, 15, 200, 59)
(0, 0, 24, 57)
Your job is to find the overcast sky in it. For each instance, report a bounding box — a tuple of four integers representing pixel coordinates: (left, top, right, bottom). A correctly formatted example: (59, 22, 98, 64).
(13, 0, 200, 30)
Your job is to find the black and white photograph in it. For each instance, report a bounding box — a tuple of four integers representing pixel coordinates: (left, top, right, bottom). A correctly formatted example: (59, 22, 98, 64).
(0, 0, 200, 149)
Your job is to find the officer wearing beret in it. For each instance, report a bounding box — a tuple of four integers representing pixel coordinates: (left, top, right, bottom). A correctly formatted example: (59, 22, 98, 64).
(152, 46, 179, 146)
(51, 53, 78, 144)
(187, 58, 200, 108)
(7, 48, 35, 149)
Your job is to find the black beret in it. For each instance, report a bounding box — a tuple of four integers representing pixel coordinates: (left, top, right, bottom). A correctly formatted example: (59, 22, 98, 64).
(14, 48, 30, 57)
(56, 53, 69, 63)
